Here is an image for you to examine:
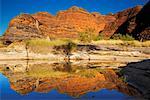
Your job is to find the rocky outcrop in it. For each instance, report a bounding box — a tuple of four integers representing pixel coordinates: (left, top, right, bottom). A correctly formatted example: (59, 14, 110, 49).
(3, 14, 45, 44)
(132, 1, 150, 40)
(102, 1, 150, 40)
(121, 59, 150, 99)
(102, 6, 142, 37)
(2, 2, 150, 43)
(2, 6, 107, 43)
(0, 42, 149, 61)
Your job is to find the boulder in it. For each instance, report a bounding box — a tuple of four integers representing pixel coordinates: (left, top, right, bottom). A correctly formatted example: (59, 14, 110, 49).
(121, 59, 150, 99)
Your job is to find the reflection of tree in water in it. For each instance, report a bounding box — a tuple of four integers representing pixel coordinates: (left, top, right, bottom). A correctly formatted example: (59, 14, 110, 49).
(53, 61, 72, 73)
(63, 61, 72, 72)
(26, 59, 29, 72)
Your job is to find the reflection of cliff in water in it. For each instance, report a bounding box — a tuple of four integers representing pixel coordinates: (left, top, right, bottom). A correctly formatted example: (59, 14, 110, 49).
(0, 60, 141, 98)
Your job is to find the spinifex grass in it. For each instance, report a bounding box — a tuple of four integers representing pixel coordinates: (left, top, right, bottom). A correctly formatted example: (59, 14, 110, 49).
(26, 39, 72, 54)
(92, 40, 150, 47)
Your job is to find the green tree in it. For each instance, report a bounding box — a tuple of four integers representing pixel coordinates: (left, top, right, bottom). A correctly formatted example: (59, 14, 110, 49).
(63, 41, 77, 60)
(79, 28, 96, 43)
(94, 32, 107, 40)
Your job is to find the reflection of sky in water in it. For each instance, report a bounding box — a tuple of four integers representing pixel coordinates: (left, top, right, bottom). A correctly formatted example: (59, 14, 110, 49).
(0, 73, 133, 100)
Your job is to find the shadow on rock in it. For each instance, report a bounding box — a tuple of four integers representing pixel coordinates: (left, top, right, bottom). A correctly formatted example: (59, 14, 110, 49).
(121, 59, 150, 99)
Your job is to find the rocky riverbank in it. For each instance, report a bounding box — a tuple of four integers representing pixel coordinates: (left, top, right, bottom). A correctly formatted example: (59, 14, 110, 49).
(0, 42, 149, 62)
(0, 42, 149, 99)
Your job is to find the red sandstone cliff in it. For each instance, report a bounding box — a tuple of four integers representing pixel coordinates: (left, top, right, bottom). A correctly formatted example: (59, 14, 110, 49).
(101, 6, 142, 37)
(3, 6, 107, 43)
(2, 2, 150, 43)
(102, 1, 150, 41)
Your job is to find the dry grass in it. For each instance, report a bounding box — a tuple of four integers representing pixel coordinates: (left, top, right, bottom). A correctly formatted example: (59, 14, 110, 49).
(26, 39, 71, 54)
(26, 39, 150, 54)
(27, 70, 68, 78)
(27, 64, 68, 77)
(75, 69, 100, 78)
(92, 40, 124, 45)
(27, 39, 68, 47)
(141, 41, 150, 47)
(92, 40, 150, 47)
(0, 41, 5, 48)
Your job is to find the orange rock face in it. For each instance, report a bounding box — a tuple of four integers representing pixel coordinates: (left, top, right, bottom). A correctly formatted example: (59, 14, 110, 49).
(3, 14, 45, 44)
(33, 6, 106, 38)
(8, 69, 140, 97)
(102, 2, 150, 41)
(2, 3, 150, 43)
(3, 6, 107, 43)
(101, 6, 142, 37)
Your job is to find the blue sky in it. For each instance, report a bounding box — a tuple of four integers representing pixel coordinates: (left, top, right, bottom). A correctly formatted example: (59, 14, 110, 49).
(0, 0, 148, 35)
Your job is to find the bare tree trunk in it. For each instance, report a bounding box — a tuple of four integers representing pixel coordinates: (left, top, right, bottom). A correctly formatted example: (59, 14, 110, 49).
(26, 59, 29, 72)
(25, 43, 29, 60)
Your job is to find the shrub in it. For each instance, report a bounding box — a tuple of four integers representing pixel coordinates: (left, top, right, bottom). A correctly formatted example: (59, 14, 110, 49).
(111, 33, 135, 41)
(94, 32, 107, 41)
(79, 31, 92, 43)
(63, 40, 77, 59)
(78, 28, 96, 43)
(76, 69, 99, 78)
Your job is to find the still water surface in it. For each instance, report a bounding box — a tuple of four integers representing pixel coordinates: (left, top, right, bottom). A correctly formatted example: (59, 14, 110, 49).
(0, 60, 139, 100)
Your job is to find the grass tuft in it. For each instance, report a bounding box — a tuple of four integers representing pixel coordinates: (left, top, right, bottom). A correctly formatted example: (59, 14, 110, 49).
(25, 39, 74, 54)
(26, 39, 68, 47)
(0, 41, 5, 48)
(92, 40, 150, 47)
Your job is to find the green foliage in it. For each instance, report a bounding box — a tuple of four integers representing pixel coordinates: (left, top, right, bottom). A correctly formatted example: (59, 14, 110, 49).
(76, 69, 98, 78)
(118, 69, 126, 82)
(123, 34, 135, 41)
(63, 40, 77, 56)
(67, 40, 77, 52)
(111, 33, 135, 41)
(111, 34, 121, 40)
(94, 32, 106, 41)
(78, 28, 96, 43)
(79, 32, 90, 42)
